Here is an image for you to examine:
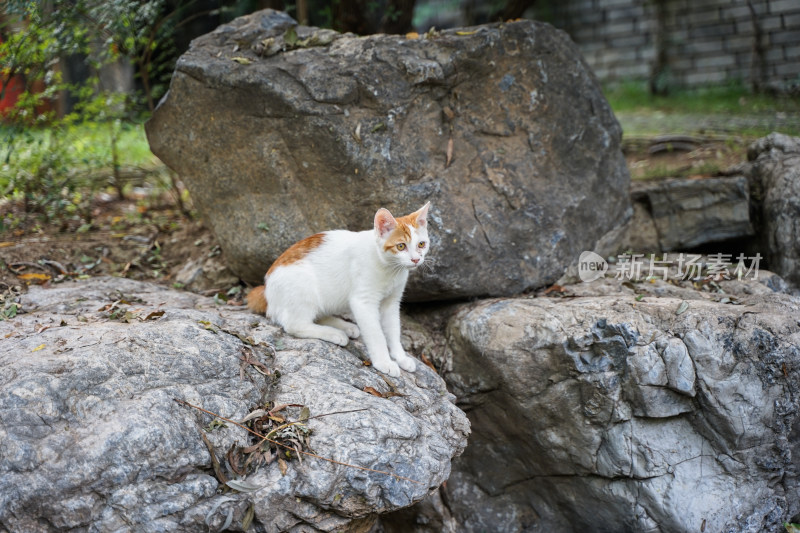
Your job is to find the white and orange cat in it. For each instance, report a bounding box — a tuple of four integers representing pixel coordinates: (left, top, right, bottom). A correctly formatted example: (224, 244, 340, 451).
(247, 203, 430, 377)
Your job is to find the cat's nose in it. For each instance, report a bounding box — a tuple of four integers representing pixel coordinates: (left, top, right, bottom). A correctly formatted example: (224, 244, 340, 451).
(411, 258, 420, 264)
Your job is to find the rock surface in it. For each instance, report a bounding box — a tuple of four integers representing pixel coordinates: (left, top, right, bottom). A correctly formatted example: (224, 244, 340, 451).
(0, 278, 468, 532)
(173, 253, 241, 293)
(747, 133, 800, 289)
(630, 175, 753, 251)
(146, 9, 630, 301)
(399, 276, 800, 532)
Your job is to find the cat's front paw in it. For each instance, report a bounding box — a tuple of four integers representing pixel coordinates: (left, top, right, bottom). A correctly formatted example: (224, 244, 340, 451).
(371, 358, 401, 378)
(391, 348, 416, 372)
(395, 355, 416, 372)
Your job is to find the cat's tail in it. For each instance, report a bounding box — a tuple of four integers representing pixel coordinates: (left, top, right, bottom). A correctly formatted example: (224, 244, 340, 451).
(246, 285, 267, 314)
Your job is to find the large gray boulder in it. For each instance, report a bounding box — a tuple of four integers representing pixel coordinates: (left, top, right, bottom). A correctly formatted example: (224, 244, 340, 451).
(0, 278, 468, 532)
(747, 133, 800, 290)
(146, 9, 630, 301)
(396, 276, 800, 532)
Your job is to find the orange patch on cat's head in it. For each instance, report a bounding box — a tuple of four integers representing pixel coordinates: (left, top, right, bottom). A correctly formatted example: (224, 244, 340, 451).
(375, 202, 430, 237)
(267, 233, 325, 275)
(382, 223, 413, 253)
(396, 202, 430, 229)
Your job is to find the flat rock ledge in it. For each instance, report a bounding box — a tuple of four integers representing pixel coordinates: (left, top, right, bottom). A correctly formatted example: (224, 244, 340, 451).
(0, 278, 469, 532)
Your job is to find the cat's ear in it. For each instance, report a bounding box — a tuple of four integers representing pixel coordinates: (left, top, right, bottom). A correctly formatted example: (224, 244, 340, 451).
(413, 202, 430, 228)
(374, 208, 397, 238)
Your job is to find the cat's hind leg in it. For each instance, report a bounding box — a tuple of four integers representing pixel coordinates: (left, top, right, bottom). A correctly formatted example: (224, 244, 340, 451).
(278, 307, 349, 347)
(282, 321, 349, 346)
(318, 316, 360, 339)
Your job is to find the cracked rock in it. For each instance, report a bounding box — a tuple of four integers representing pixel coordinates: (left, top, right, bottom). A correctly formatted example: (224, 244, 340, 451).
(746, 133, 800, 291)
(399, 276, 800, 533)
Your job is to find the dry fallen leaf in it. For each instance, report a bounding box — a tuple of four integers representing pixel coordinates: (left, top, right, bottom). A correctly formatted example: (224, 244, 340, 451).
(242, 503, 255, 530)
(18, 273, 51, 283)
(446, 137, 454, 168)
(405, 32, 419, 39)
(364, 386, 384, 398)
(277, 457, 288, 476)
(270, 403, 289, 413)
(420, 353, 437, 372)
(32, 344, 46, 352)
(143, 310, 165, 321)
(231, 56, 252, 65)
(0, 242, 14, 248)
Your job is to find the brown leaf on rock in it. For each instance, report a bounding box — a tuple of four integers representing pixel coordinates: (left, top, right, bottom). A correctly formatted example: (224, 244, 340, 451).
(200, 431, 228, 484)
(420, 353, 437, 372)
(270, 403, 288, 414)
(143, 310, 165, 321)
(18, 273, 51, 284)
(445, 137, 454, 168)
(227, 443, 246, 476)
(542, 284, 571, 298)
(364, 386, 384, 398)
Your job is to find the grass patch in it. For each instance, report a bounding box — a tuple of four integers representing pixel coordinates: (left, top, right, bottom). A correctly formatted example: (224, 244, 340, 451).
(605, 81, 800, 137)
(604, 80, 800, 115)
(1, 120, 174, 229)
(1, 121, 159, 189)
(630, 160, 725, 181)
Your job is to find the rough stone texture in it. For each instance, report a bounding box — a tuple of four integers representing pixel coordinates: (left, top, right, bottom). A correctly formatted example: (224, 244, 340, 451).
(420, 276, 800, 533)
(173, 253, 241, 293)
(146, 9, 630, 301)
(618, 200, 660, 252)
(0, 278, 468, 532)
(629, 175, 754, 251)
(747, 133, 800, 289)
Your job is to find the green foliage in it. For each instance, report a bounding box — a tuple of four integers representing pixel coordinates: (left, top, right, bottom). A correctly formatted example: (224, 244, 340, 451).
(0, 122, 162, 228)
(606, 80, 800, 138)
(0, 0, 178, 227)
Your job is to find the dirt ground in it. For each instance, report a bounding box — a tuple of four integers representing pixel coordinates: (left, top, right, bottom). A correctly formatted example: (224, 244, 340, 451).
(623, 134, 751, 181)
(0, 194, 240, 312)
(0, 134, 758, 310)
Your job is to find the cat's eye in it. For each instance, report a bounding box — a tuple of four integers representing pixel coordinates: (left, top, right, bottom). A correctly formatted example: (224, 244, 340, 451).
(396, 243, 407, 251)
(418, 241, 426, 249)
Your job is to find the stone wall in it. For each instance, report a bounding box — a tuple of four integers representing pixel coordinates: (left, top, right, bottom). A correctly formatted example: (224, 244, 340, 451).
(538, 0, 800, 90)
